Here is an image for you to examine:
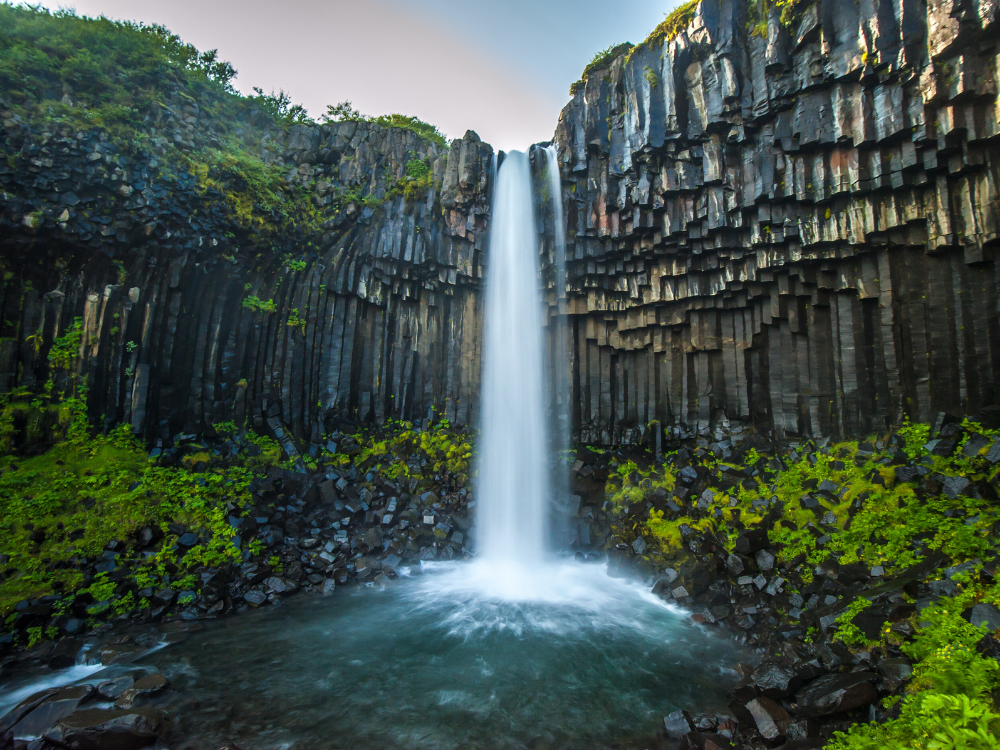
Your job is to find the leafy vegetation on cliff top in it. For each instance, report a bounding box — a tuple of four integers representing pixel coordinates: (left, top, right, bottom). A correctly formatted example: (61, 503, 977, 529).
(569, 42, 635, 95)
(0, 4, 236, 137)
(0, 4, 449, 244)
(321, 100, 448, 147)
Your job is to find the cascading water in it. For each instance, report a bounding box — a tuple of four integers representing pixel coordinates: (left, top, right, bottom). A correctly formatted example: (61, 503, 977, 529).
(0, 147, 748, 750)
(476, 150, 549, 566)
(544, 144, 573, 545)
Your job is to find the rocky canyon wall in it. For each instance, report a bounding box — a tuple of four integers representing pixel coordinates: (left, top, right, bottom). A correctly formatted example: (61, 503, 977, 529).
(551, 0, 1000, 444)
(4, 0, 1000, 449)
(0, 97, 493, 445)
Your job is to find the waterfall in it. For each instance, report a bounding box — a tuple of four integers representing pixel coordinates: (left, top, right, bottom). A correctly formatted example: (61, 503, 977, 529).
(544, 144, 573, 544)
(476, 150, 549, 565)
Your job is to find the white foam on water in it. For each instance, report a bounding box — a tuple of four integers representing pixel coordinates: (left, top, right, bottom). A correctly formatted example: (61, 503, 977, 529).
(0, 662, 105, 716)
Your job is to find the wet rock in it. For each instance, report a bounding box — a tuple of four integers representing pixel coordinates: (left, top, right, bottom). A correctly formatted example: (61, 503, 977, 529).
(746, 696, 791, 742)
(796, 672, 878, 717)
(735, 529, 768, 555)
(755, 550, 775, 572)
(877, 657, 913, 689)
(726, 554, 746, 577)
(663, 709, 695, 738)
(43, 707, 165, 750)
(97, 637, 144, 666)
(97, 677, 135, 701)
(751, 660, 801, 698)
(3, 686, 95, 740)
(692, 714, 718, 732)
(320, 579, 336, 596)
(114, 674, 169, 709)
(263, 577, 298, 595)
(47, 636, 81, 668)
(242, 589, 266, 606)
(969, 603, 1000, 632)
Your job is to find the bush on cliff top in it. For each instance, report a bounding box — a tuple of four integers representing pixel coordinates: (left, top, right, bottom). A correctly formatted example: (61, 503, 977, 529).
(321, 100, 448, 147)
(569, 42, 636, 95)
(0, 3, 236, 134)
(643, 0, 700, 48)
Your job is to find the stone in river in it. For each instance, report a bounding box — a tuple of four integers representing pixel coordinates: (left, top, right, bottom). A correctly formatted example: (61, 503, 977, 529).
(320, 579, 336, 597)
(663, 709, 694, 738)
(6, 686, 95, 740)
(44, 707, 165, 750)
(114, 674, 169, 709)
(264, 577, 298, 595)
(48, 636, 81, 668)
(243, 589, 267, 606)
(98, 676, 135, 701)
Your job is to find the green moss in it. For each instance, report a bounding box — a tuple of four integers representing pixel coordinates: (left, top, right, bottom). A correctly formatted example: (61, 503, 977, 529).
(241, 295, 277, 314)
(640, 0, 700, 50)
(569, 42, 634, 96)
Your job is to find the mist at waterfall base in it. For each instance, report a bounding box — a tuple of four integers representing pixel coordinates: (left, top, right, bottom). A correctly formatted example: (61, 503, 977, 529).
(0, 152, 746, 749)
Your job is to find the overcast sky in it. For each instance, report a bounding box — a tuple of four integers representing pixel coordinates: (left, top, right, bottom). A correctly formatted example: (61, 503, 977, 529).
(29, 0, 679, 152)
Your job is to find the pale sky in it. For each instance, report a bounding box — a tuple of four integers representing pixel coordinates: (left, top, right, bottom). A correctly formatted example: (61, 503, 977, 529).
(28, 0, 679, 151)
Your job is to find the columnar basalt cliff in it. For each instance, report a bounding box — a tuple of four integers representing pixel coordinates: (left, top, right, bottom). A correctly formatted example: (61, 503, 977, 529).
(551, 0, 1000, 444)
(0, 98, 493, 444)
(3, 0, 1000, 448)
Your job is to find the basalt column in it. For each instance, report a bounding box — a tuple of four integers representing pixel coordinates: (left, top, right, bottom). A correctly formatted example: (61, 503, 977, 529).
(549, 0, 1000, 444)
(0, 106, 494, 444)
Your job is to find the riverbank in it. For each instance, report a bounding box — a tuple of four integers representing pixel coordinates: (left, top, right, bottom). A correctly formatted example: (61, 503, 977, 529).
(574, 409, 1000, 749)
(3, 412, 1000, 748)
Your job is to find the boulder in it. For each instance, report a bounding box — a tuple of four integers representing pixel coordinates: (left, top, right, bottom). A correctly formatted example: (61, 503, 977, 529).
(4, 686, 94, 740)
(48, 636, 81, 668)
(114, 674, 169, 709)
(970, 603, 1000, 632)
(750, 660, 801, 698)
(735, 529, 769, 555)
(746, 696, 791, 742)
(795, 672, 878, 717)
(97, 677, 135, 701)
(43, 707, 165, 750)
(663, 709, 695, 738)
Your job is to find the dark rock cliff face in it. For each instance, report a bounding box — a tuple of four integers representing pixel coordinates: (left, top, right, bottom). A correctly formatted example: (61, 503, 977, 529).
(552, 0, 1000, 444)
(3, 0, 1000, 448)
(0, 99, 493, 444)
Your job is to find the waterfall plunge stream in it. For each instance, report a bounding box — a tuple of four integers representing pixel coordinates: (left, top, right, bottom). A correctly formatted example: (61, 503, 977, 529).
(0, 151, 747, 750)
